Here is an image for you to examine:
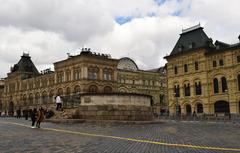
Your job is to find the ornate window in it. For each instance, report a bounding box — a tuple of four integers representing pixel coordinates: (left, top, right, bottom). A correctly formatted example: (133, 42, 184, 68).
(221, 77, 228, 92)
(195, 82, 202, 95)
(195, 61, 199, 71)
(184, 64, 188, 73)
(57, 72, 64, 83)
(184, 83, 190, 96)
(66, 70, 71, 81)
(174, 66, 178, 74)
(213, 78, 219, 93)
(174, 85, 180, 97)
(74, 69, 81, 80)
(237, 56, 240, 63)
(219, 59, 224, 66)
(88, 67, 99, 80)
(213, 60, 217, 67)
(103, 68, 113, 81)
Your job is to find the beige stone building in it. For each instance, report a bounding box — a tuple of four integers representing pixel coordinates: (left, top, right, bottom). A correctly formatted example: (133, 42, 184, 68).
(165, 25, 240, 116)
(0, 48, 166, 115)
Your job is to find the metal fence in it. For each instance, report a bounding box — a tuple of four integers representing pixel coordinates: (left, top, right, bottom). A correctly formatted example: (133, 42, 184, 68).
(156, 113, 240, 123)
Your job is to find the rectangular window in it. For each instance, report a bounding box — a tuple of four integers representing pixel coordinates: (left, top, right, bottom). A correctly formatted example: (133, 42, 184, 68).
(213, 60, 217, 67)
(174, 66, 178, 74)
(237, 55, 240, 63)
(184, 64, 188, 73)
(219, 59, 224, 66)
(195, 62, 199, 71)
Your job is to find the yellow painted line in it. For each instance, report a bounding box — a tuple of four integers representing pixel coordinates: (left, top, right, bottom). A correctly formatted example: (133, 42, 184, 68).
(1, 121, 240, 152)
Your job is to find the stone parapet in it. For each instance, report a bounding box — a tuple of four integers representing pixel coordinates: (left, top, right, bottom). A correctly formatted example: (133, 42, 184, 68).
(72, 105, 153, 121)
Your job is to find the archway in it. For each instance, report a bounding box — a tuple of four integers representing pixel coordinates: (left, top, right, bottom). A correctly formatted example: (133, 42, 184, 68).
(57, 88, 63, 96)
(89, 85, 98, 93)
(74, 85, 80, 94)
(214, 100, 229, 113)
(186, 104, 192, 115)
(196, 103, 203, 113)
(103, 86, 112, 93)
(8, 101, 14, 116)
(0, 100, 2, 111)
(29, 93, 33, 105)
(42, 91, 48, 104)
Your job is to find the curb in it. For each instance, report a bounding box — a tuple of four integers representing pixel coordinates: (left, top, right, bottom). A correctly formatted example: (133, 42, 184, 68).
(45, 119, 164, 125)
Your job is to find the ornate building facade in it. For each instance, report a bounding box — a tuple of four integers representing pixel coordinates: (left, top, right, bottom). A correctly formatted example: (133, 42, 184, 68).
(165, 25, 240, 116)
(0, 49, 166, 115)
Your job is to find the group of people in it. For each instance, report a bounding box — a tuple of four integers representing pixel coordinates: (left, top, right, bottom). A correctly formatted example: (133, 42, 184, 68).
(31, 107, 45, 128)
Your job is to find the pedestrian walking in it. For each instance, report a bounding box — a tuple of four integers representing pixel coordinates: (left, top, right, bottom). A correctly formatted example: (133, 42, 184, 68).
(36, 107, 44, 128)
(31, 108, 37, 128)
(56, 95, 62, 111)
(25, 109, 29, 120)
(16, 108, 21, 119)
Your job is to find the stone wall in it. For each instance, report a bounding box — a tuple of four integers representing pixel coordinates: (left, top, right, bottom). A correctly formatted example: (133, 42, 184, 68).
(80, 94, 151, 106)
(72, 105, 153, 121)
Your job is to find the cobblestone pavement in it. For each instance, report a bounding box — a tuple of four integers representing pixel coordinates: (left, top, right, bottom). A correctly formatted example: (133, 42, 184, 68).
(0, 118, 240, 153)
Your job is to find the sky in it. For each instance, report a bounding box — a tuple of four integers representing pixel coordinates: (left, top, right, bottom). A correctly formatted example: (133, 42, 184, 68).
(0, 0, 240, 78)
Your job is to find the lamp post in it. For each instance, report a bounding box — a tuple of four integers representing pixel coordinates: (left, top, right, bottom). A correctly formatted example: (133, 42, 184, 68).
(173, 93, 179, 117)
(225, 89, 231, 119)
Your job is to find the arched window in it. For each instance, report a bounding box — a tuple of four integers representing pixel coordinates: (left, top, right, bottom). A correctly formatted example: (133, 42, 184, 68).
(49, 90, 54, 103)
(29, 93, 33, 105)
(74, 85, 80, 94)
(42, 91, 48, 104)
(57, 88, 63, 96)
(238, 74, 240, 91)
(221, 77, 228, 92)
(195, 82, 202, 95)
(89, 85, 98, 93)
(66, 87, 71, 96)
(35, 92, 40, 105)
(213, 78, 219, 93)
(174, 85, 180, 97)
(103, 86, 112, 93)
(196, 103, 203, 113)
(184, 83, 190, 96)
(23, 94, 27, 105)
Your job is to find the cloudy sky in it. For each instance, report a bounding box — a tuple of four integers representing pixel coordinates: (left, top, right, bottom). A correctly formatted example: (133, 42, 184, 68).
(0, 0, 240, 78)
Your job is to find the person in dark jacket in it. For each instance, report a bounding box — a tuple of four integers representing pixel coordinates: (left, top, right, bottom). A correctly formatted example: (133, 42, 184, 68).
(31, 108, 37, 128)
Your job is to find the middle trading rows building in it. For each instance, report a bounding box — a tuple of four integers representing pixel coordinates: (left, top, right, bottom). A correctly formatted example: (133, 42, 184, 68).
(1, 49, 167, 115)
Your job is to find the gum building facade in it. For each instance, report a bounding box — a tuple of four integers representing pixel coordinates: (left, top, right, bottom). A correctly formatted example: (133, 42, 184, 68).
(165, 24, 240, 116)
(0, 49, 166, 115)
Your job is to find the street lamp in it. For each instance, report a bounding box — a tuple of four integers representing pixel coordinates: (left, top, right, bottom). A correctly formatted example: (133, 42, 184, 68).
(173, 93, 179, 116)
(225, 89, 231, 119)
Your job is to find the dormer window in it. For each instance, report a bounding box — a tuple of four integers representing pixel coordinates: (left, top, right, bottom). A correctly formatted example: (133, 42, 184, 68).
(189, 42, 195, 49)
(178, 45, 184, 51)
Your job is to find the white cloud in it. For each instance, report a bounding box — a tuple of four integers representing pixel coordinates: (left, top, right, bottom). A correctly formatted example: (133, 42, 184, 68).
(0, 0, 240, 78)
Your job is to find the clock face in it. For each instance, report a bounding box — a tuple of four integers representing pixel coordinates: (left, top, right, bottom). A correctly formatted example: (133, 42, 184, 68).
(117, 58, 138, 71)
